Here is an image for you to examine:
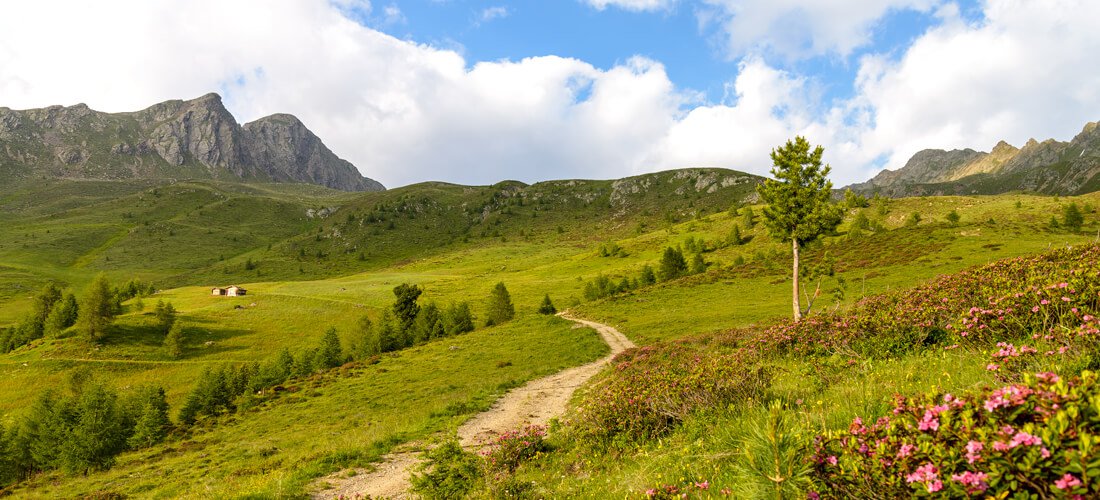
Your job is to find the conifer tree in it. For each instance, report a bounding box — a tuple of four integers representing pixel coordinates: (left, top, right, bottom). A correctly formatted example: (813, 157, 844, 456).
(444, 302, 475, 336)
(537, 294, 557, 315)
(729, 224, 744, 246)
(164, 322, 184, 359)
(639, 264, 657, 285)
(127, 387, 170, 448)
(1063, 202, 1084, 232)
(658, 247, 688, 281)
(690, 253, 707, 275)
(77, 274, 115, 341)
(485, 282, 515, 326)
(317, 327, 344, 369)
(757, 136, 843, 321)
(392, 283, 423, 333)
(154, 300, 177, 335)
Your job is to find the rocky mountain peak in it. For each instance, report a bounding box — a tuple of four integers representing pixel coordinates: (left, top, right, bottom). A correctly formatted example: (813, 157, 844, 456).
(991, 140, 1017, 155)
(0, 93, 383, 191)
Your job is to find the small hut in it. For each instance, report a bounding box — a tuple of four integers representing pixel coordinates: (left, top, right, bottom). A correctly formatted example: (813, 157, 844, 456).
(211, 287, 226, 296)
(226, 285, 247, 297)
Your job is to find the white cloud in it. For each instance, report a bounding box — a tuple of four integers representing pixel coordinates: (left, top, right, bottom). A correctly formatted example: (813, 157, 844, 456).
(1, 0, 1099, 189)
(849, 0, 1100, 178)
(584, 0, 678, 12)
(479, 6, 510, 22)
(699, 0, 939, 59)
(382, 4, 405, 25)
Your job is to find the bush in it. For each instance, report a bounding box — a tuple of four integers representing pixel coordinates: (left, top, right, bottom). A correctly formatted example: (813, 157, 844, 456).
(411, 440, 483, 499)
(485, 282, 515, 326)
(537, 295, 557, 315)
(571, 344, 772, 445)
(811, 371, 1100, 498)
(481, 425, 549, 476)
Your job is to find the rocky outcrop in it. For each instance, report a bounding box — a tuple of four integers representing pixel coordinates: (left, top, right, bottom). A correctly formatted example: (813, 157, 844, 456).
(851, 121, 1100, 196)
(0, 93, 383, 191)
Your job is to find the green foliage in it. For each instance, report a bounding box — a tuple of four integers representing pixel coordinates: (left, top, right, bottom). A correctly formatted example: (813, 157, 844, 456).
(77, 274, 115, 341)
(537, 295, 557, 315)
(658, 246, 688, 281)
(153, 300, 177, 336)
(843, 188, 869, 209)
(728, 224, 744, 246)
(126, 387, 170, 449)
(444, 301, 476, 336)
(945, 209, 961, 226)
(44, 293, 79, 337)
(571, 343, 771, 445)
(163, 321, 184, 359)
(639, 264, 657, 285)
(689, 253, 707, 275)
(413, 301, 445, 342)
(1063, 202, 1084, 232)
(483, 425, 548, 476)
(485, 282, 515, 327)
(812, 371, 1100, 498)
(392, 283, 424, 332)
(316, 327, 344, 370)
(741, 206, 756, 228)
(733, 401, 813, 499)
(598, 242, 626, 257)
(757, 137, 842, 246)
(411, 440, 483, 500)
(905, 212, 922, 227)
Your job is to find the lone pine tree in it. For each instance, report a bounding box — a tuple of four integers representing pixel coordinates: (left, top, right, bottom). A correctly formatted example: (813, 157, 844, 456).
(757, 136, 842, 321)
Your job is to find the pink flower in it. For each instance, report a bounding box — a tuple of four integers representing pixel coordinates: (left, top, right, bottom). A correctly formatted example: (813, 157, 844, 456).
(826, 455, 838, 466)
(694, 481, 709, 490)
(1032, 306, 1041, 312)
(1010, 431, 1041, 447)
(906, 463, 938, 484)
(951, 470, 989, 492)
(965, 441, 983, 464)
(927, 480, 943, 493)
(1041, 299, 1050, 305)
(986, 363, 1000, 371)
(897, 443, 915, 458)
(1055, 473, 1082, 490)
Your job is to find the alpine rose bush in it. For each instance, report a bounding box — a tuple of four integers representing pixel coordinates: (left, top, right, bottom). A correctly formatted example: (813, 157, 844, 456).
(810, 371, 1100, 498)
(571, 343, 772, 445)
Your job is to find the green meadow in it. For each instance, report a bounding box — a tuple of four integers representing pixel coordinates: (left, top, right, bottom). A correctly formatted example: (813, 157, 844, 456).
(1, 171, 1098, 497)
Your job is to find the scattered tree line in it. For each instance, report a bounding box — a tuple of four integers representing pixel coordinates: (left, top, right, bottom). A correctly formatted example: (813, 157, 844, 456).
(583, 245, 708, 301)
(0, 373, 169, 486)
(0, 275, 154, 353)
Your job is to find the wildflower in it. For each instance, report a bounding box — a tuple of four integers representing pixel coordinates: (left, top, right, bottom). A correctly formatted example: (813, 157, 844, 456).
(897, 443, 915, 458)
(951, 470, 989, 491)
(1055, 473, 1082, 490)
(1010, 431, 1041, 447)
(965, 440, 983, 463)
(986, 363, 999, 371)
(905, 463, 938, 484)
(826, 455, 838, 466)
(694, 481, 709, 490)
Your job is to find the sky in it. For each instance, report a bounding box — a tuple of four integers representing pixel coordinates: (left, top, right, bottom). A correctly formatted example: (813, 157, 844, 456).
(1, 0, 1098, 188)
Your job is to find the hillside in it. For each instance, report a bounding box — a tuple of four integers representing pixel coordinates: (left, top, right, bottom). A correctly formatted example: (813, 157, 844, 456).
(0, 93, 384, 191)
(851, 120, 1100, 196)
(0, 166, 1098, 497)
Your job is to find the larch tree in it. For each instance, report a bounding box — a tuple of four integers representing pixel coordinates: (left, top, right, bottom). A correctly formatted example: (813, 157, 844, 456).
(76, 274, 115, 341)
(757, 136, 842, 321)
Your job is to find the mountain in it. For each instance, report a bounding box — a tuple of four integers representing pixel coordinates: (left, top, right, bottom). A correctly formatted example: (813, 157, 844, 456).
(851, 121, 1100, 196)
(0, 93, 383, 191)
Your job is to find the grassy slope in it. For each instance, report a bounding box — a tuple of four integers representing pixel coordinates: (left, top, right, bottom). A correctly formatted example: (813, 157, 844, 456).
(0, 175, 1098, 496)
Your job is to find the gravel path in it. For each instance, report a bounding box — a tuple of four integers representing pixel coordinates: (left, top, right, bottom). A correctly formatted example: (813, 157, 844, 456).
(312, 314, 634, 499)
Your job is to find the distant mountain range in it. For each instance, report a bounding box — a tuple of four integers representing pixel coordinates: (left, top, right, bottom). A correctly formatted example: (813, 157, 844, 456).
(0, 93, 383, 192)
(850, 121, 1100, 196)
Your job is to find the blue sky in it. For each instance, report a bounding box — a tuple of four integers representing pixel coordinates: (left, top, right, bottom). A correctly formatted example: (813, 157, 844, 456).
(1, 0, 1098, 188)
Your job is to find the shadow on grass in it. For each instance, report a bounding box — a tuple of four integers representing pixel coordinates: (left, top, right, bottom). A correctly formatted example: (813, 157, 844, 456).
(104, 321, 252, 359)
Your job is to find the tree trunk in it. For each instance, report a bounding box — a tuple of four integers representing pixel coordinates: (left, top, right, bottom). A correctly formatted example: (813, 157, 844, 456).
(792, 238, 802, 321)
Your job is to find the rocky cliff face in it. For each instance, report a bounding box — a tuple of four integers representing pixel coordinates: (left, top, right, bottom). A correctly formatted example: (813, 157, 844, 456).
(851, 121, 1100, 196)
(0, 93, 383, 191)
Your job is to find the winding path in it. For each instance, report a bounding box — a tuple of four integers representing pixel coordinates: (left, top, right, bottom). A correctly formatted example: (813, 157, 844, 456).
(313, 314, 634, 499)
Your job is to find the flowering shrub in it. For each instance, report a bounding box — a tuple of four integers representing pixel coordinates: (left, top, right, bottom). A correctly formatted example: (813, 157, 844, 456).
(810, 371, 1100, 498)
(752, 245, 1100, 361)
(571, 343, 771, 445)
(643, 480, 713, 499)
(481, 425, 549, 476)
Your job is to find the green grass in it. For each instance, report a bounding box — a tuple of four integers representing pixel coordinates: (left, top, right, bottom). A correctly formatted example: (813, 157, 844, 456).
(8, 315, 607, 498)
(1, 173, 1099, 497)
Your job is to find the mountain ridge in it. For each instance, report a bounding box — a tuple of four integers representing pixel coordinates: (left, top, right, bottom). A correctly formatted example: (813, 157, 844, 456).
(850, 120, 1100, 196)
(0, 93, 383, 192)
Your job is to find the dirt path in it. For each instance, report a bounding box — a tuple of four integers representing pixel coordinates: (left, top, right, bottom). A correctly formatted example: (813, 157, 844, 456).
(312, 314, 634, 499)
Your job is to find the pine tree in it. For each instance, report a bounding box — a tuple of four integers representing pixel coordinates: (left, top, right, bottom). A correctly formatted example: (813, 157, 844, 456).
(757, 136, 843, 321)
(317, 327, 344, 369)
(164, 321, 184, 359)
(62, 384, 128, 474)
(392, 283, 423, 333)
(127, 387, 170, 448)
(484, 282, 515, 326)
(639, 264, 657, 285)
(377, 310, 401, 352)
(690, 253, 707, 275)
(353, 315, 380, 358)
(729, 224, 744, 246)
(77, 274, 115, 341)
(444, 302, 475, 336)
(154, 300, 177, 335)
(658, 246, 687, 281)
(413, 302, 444, 342)
(741, 206, 756, 228)
(537, 294, 557, 315)
(1063, 203, 1084, 232)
